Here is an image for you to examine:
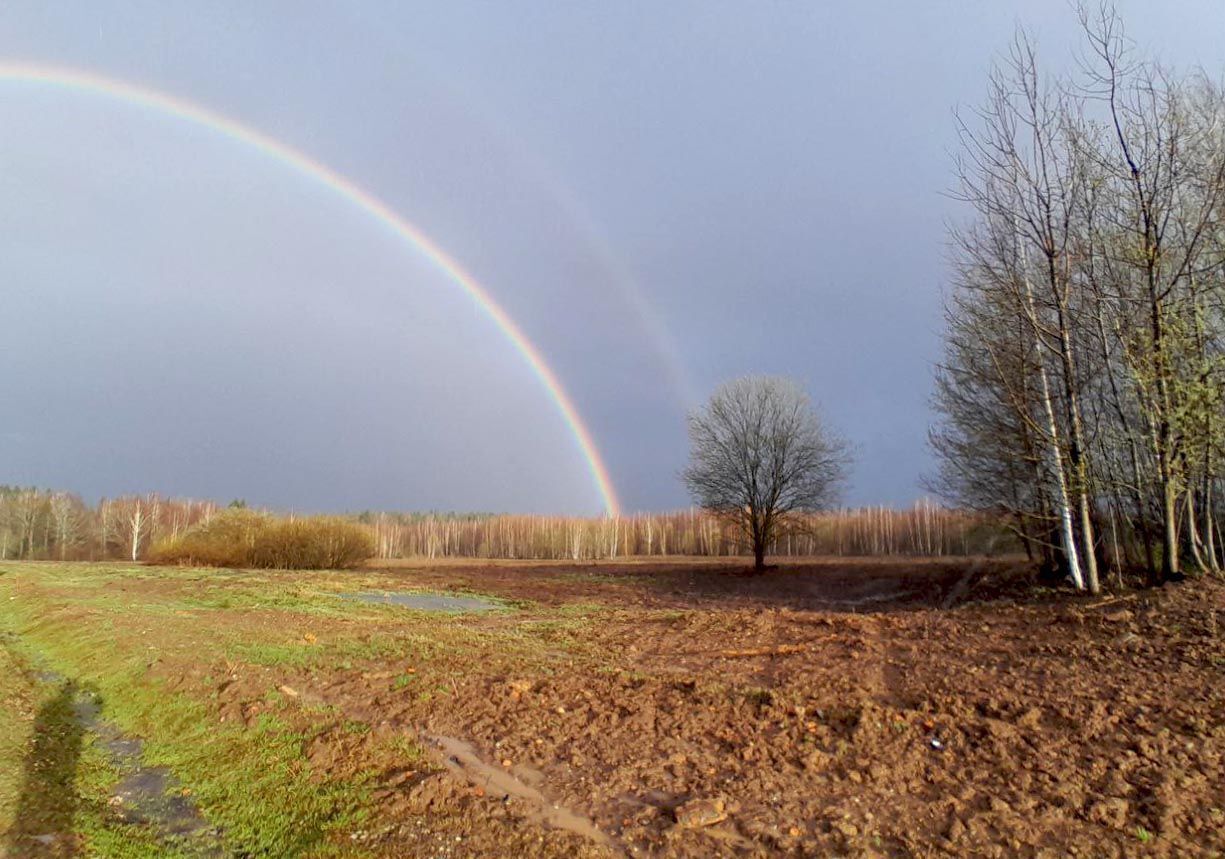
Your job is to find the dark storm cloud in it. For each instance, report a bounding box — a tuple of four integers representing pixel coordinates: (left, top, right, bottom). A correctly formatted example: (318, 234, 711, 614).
(0, 1, 1221, 512)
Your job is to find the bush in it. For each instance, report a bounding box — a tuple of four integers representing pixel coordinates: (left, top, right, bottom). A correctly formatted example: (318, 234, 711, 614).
(249, 517, 374, 570)
(149, 511, 374, 570)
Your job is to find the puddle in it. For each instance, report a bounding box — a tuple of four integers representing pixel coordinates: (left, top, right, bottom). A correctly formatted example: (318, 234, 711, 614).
(37, 671, 224, 855)
(424, 733, 620, 854)
(340, 591, 502, 613)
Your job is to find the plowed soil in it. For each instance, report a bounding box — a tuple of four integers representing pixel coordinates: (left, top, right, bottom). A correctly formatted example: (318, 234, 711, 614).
(5, 557, 1224, 857)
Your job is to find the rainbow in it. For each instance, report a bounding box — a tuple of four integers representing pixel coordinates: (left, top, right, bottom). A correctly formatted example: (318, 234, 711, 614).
(0, 61, 620, 515)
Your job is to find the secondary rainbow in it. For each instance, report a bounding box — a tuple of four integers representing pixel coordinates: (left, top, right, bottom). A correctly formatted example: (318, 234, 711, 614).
(0, 61, 620, 516)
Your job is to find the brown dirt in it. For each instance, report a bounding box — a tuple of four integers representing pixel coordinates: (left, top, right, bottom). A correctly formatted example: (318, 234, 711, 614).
(32, 558, 1225, 857)
(364, 555, 1004, 612)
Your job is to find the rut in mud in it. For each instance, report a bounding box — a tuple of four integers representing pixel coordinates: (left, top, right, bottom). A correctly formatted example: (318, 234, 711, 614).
(425, 732, 620, 853)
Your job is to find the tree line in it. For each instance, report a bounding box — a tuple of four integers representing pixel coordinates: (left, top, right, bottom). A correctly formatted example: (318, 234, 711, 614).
(0, 487, 215, 562)
(0, 486, 1004, 563)
(931, 7, 1225, 592)
(363, 502, 1002, 561)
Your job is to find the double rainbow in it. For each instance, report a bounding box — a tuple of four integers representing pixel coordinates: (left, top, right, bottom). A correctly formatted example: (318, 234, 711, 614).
(0, 62, 620, 515)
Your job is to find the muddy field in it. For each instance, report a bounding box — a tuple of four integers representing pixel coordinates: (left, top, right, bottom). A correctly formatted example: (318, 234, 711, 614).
(1, 557, 1222, 857)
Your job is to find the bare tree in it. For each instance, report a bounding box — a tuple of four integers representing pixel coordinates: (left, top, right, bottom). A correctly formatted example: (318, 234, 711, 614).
(109, 494, 162, 562)
(48, 492, 87, 560)
(947, 29, 1102, 591)
(934, 4, 1225, 587)
(1076, 4, 1225, 581)
(682, 376, 850, 570)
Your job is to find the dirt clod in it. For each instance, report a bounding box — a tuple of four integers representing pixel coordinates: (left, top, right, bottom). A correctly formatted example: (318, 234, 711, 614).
(674, 797, 727, 828)
(1088, 797, 1131, 829)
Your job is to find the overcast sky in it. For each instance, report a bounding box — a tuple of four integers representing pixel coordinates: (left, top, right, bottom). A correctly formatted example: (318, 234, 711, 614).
(1, 2, 1222, 514)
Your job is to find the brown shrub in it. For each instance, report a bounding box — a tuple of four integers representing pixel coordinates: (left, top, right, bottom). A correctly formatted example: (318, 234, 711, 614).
(148, 510, 373, 570)
(249, 517, 374, 570)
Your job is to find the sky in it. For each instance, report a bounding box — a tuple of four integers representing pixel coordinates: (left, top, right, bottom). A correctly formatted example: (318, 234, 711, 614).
(1, 1, 1222, 515)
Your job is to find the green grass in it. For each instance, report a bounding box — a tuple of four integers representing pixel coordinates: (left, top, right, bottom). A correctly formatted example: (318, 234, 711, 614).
(0, 563, 401, 856)
(6, 635, 373, 857)
(228, 641, 320, 669)
(0, 643, 31, 825)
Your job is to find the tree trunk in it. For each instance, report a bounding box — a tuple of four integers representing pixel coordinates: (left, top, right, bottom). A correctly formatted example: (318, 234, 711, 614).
(1160, 477, 1179, 583)
(1204, 478, 1221, 572)
(1186, 490, 1207, 572)
(1054, 316, 1100, 594)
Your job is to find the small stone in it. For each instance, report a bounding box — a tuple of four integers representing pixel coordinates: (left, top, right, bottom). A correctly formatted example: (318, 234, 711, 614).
(789, 826, 802, 837)
(501, 759, 512, 768)
(834, 821, 859, 838)
(1104, 609, 1134, 623)
(278, 685, 299, 698)
(675, 797, 728, 828)
(1017, 707, 1042, 729)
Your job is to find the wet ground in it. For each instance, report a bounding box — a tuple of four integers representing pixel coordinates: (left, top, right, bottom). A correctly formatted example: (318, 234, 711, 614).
(53, 674, 223, 856)
(339, 592, 502, 613)
(0, 655, 223, 858)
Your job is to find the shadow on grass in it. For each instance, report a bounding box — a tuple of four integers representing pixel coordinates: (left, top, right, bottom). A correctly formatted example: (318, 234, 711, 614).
(7, 680, 87, 857)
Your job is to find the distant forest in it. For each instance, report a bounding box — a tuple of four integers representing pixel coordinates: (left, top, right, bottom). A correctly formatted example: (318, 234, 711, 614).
(0, 487, 1007, 563)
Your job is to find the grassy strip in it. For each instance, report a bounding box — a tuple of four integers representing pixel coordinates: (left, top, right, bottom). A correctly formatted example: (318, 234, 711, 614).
(0, 566, 383, 857)
(0, 642, 179, 858)
(0, 561, 600, 855)
(0, 643, 35, 836)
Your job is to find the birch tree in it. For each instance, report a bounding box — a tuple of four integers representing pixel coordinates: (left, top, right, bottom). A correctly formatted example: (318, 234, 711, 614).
(110, 494, 162, 562)
(933, 5, 1225, 586)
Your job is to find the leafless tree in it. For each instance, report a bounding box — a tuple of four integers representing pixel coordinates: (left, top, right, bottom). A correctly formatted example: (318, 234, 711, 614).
(109, 494, 162, 561)
(48, 492, 87, 560)
(682, 376, 850, 570)
(934, 4, 1225, 587)
(1075, 3, 1225, 581)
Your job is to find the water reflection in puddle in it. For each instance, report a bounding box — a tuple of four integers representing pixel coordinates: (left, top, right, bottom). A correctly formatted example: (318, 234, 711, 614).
(339, 591, 501, 613)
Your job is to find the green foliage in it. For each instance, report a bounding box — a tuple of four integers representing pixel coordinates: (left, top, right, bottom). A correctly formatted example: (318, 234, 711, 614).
(148, 510, 373, 570)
